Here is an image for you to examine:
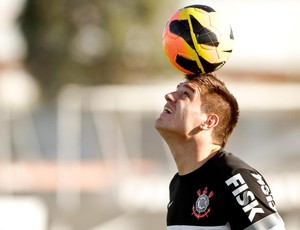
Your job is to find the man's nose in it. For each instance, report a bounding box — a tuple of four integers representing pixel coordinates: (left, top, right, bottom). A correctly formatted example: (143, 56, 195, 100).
(165, 92, 176, 102)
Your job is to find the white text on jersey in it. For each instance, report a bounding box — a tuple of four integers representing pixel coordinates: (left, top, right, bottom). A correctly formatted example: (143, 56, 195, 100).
(251, 172, 277, 211)
(225, 173, 264, 222)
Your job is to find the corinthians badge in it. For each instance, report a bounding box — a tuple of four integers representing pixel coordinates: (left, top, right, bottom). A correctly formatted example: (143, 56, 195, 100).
(192, 186, 214, 219)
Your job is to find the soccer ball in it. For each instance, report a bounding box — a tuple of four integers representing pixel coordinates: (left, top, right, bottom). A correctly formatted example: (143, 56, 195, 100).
(162, 5, 234, 74)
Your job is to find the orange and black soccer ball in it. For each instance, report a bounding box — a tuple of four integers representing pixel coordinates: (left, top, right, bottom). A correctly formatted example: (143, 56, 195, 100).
(162, 5, 234, 74)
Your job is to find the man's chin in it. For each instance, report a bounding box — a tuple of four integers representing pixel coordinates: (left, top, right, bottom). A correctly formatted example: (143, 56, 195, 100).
(154, 118, 163, 131)
(155, 121, 173, 136)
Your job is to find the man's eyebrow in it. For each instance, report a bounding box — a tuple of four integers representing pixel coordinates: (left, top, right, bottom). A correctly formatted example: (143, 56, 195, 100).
(185, 85, 197, 92)
(183, 83, 197, 93)
(176, 83, 197, 94)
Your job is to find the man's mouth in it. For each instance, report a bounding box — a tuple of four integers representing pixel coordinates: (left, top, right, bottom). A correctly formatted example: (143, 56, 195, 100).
(164, 106, 173, 114)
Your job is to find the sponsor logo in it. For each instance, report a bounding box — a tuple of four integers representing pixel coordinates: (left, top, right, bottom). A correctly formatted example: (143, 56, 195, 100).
(251, 172, 277, 211)
(192, 186, 214, 219)
(225, 173, 264, 222)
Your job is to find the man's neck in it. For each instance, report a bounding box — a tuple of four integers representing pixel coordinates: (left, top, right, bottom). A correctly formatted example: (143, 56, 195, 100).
(167, 137, 221, 175)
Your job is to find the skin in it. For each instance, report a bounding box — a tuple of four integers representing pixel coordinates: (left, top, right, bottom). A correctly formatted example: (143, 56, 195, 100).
(155, 80, 221, 175)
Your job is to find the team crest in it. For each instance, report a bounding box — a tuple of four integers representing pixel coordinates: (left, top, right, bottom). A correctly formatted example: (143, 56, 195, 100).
(192, 186, 214, 219)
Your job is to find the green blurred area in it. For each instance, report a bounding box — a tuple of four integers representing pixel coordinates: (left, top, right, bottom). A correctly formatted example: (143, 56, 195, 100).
(20, 0, 177, 99)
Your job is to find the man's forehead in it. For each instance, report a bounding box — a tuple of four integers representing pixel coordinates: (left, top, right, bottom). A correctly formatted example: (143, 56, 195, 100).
(177, 81, 199, 91)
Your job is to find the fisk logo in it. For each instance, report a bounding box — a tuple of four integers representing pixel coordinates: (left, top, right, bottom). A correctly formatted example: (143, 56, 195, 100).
(225, 173, 264, 222)
(251, 172, 277, 212)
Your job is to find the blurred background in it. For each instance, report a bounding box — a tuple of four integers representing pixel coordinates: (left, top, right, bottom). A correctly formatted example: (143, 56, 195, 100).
(0, 0, 299, 229)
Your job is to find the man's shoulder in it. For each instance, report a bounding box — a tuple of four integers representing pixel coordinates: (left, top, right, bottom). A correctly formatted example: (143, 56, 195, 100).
(213, 150, 254, 174)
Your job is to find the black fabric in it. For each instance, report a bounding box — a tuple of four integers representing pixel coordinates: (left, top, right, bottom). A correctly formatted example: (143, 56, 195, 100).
(167, 150, 282, 229)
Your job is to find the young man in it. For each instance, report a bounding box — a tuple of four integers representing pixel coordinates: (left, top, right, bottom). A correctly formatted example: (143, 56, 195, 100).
(155, 73, 285, 229)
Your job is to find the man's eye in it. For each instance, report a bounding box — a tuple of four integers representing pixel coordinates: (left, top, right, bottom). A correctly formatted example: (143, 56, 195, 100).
(183, 91, 189, 97)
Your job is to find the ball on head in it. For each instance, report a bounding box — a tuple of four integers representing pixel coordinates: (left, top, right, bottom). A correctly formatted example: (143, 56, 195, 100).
(162, 5, 234, 74)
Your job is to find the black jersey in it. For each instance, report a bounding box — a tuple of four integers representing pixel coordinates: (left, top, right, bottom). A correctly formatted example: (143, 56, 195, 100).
(167, 150, 285, 230)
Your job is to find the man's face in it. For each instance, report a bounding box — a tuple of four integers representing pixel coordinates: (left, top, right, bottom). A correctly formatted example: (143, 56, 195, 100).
(155, 80, 206, 137)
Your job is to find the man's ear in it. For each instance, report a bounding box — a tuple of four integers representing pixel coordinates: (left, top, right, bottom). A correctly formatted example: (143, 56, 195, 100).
(199, 114, 219, 130)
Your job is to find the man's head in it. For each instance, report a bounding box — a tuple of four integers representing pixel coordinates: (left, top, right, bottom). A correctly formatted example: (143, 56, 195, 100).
(186, 73, 239, 147)
(155, 73, 239, 148)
